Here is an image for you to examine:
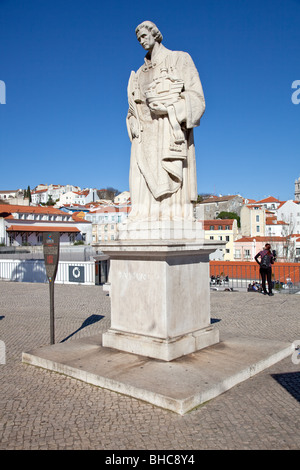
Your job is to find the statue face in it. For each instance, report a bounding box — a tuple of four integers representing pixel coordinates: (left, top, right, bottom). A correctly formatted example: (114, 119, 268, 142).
(136, 27, 156, 51)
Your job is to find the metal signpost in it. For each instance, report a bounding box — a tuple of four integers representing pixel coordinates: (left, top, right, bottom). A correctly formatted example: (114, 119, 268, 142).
(43, 232, 60, 344)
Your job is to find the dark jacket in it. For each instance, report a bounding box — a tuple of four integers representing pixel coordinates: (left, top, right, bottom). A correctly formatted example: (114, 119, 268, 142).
(255, 249, 274, 268)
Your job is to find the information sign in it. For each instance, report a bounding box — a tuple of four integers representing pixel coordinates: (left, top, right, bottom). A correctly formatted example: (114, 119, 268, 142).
(43, 232, 60, 344)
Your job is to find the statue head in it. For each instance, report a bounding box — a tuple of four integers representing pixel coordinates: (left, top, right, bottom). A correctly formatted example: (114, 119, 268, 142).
(135, 21, 163, 50)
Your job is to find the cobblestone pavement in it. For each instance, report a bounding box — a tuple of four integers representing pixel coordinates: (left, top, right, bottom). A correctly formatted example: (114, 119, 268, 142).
(0, 281, 299, 450)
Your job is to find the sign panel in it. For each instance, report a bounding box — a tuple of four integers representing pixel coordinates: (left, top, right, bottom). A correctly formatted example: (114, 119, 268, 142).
(69, 265, 84, 283)
(43, 232, 60, 282)
(43, 232, 60, 345)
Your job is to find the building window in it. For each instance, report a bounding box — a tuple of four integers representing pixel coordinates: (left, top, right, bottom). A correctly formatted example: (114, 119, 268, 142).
(235, 249, 241, 259)
(210, 236, 214, 240)
(226, 235, 230, 241)
(256, 215, 259, 222)
(256, 225, 260, 232)
(210, 225, 214, 230)
(244, 249, 250, 258)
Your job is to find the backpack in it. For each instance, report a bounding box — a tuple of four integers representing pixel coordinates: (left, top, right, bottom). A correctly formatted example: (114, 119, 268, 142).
(261, 253, 271, 268)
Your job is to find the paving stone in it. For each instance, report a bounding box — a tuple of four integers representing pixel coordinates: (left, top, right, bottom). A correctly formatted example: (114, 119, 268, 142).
(0, 282, 299, 450)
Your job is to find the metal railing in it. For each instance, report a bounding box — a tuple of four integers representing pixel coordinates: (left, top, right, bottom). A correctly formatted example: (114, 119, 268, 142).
(209, 261, 300, 293)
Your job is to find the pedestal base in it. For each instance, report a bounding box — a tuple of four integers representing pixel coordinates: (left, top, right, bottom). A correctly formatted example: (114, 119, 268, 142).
(99, 239, 223, 361)
(103, 325, 219, 361)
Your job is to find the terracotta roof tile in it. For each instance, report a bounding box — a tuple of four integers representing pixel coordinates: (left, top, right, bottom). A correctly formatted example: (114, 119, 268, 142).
(7, 225, 79, 233)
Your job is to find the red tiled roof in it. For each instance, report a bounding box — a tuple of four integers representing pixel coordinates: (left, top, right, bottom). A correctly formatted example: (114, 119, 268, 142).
(266, 218, 287, 225)
(255, 196, 282, 204)
(235, 236, 288, 243)
(73, 191, 89, 196)
(246, 204, 264, 209)
(7, 225, 79, 233)
(0, 204, 68, 216)
(203, 219, 234, 229)
(90, 205, 130, 214)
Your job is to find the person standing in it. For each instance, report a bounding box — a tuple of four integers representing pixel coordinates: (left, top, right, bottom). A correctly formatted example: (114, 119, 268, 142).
(255, 243, 275, 296)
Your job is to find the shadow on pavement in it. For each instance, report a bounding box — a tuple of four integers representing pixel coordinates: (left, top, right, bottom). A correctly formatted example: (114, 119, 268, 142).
(272, 371, 300, 403)
(60, 314, 104, 343)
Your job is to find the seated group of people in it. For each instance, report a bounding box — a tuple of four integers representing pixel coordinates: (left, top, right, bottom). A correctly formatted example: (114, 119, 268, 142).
(210, 275, 229, 285)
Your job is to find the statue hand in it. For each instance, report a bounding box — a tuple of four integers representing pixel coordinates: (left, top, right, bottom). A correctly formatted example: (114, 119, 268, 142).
(148, 102, 167, 115)
(129, 118, 139, 138)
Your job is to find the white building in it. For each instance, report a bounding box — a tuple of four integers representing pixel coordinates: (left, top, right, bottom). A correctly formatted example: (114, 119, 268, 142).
(247, 196, 282, 211)
(277, 200, 300, 234)
(31, 189, 49, 205)
(32, 184, 81, 205)
(0, 204, 92, 246)
(0, 189, 26, 205)
(85, 205, 130, 243)
(58, 189, 97, 207)
(240, 204, 266, 238)
(203, 218, 239, 261)
(265, 214, 289, 237)
(114, 191, 130, 204)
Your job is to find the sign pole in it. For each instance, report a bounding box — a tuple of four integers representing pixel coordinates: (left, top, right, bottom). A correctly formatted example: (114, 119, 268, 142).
(49, 279, 55, 344)
(43, 232, 60, 345)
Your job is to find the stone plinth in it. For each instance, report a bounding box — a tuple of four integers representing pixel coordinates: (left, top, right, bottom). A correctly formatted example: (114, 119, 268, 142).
(100, 239, 222, 361)
(117, 219, 204, 241)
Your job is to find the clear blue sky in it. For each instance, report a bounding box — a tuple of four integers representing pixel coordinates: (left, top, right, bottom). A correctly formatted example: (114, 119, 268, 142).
(0, 0, 299, 201)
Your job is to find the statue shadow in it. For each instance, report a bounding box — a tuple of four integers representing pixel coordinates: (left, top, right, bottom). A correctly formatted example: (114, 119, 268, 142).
(211, 318, 221, 324)
(271, 371, 300, 403)
(60, 314, 104, 343)
(0, 316, 5, 320)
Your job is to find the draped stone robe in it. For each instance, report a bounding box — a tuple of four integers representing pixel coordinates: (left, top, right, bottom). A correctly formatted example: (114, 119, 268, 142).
(126, 43, 205, 222)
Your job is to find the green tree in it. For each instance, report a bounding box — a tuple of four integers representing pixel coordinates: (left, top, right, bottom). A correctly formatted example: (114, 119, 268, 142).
(24, 186, 32, 204)
(46, 195, 55, 206)
(217, 211, 240, 227)
(197, 193, 213, 203)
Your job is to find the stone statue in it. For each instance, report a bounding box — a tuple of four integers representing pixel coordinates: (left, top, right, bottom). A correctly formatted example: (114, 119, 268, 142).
(126, 21, 205, 222)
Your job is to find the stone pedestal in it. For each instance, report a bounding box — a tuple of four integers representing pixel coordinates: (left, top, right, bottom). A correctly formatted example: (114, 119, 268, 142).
(100, 238, 222, 361)
(117, 219, 204, 241)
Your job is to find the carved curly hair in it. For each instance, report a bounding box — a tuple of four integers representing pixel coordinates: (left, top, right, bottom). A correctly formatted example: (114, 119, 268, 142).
(135, 21, 163, 43)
